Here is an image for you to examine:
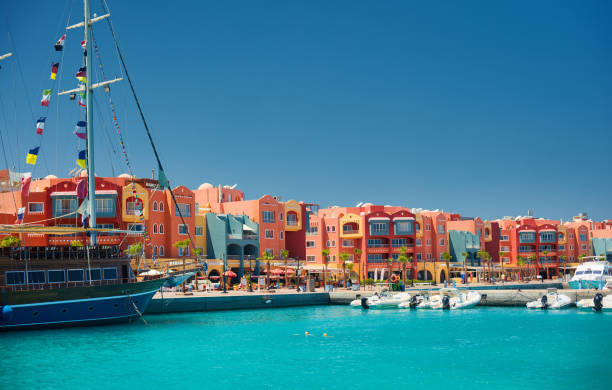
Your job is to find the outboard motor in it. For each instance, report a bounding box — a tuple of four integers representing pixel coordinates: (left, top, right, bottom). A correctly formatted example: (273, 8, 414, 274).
(409, 295, 418, 309)
(442, 295, 451, 310)
(540, 295, 549, 310)
(360, 297, 370, 310)
(593, 293, 604, 312)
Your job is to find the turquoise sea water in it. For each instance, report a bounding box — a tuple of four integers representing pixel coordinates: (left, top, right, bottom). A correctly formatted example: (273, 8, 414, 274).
(1, 306, 610, 390)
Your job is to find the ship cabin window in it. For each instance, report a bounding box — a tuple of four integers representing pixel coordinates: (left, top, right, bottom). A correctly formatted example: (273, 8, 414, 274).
(103, 267, 118, 280)
(48, 270, 65, 283)
(27, 270, 46, 284)
(68, 269, 84, 282)
(85, 268, 102, 281)
(5, 271, 25, 285)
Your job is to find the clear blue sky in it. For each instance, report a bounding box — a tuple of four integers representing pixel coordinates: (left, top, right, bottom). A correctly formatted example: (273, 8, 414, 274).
(1, 0, 611, 221)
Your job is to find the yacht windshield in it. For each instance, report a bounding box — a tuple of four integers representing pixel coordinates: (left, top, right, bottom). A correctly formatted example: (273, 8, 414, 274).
(575, 271, 584, 275)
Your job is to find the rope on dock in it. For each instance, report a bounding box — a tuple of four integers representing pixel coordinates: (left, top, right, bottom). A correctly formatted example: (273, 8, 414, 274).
(128, 295, 148, 326)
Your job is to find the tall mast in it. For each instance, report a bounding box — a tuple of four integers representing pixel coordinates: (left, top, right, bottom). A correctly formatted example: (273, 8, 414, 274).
(84, 0, 96, 245)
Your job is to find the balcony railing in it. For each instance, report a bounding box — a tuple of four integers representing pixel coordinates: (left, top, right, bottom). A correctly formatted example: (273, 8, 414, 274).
(286, 220, 298, 226)
(367, 244, 389, 248)
(343, 229, 360, 234)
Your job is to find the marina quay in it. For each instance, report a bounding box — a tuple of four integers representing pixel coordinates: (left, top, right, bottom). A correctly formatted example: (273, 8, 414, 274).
(1, 1, 611, 389)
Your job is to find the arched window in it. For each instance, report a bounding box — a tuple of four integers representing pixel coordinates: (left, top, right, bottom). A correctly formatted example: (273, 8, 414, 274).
(153, 201, 158, 211)
(159, 202, 164, 212)
(153, 224, 158, 234)
(159, 246, 164, 256)
(153, 246, 158, 256)
(159, 224, 164, 234)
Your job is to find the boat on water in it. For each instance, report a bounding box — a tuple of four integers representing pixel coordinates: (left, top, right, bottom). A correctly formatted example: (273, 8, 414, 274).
(424, 288, 481, 310)
(354, 291, 411, 309)
(0, 0, 201, 330)
(569, 260, 610, 290)
(576, 293, 612, 312)
(526, 292, 572, 309)
(398, 293, 430, 309)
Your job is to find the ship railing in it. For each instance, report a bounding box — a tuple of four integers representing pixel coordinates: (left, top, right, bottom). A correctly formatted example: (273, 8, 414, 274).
(2, 279, 123, 292)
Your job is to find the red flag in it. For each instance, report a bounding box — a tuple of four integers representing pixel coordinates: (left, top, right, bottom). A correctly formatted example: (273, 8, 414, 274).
(21, 176, 32, 198)
(76, 179, 87, 200)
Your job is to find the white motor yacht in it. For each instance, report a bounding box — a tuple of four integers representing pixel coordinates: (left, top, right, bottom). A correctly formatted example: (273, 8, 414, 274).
(576, 293, 612, 312)
(428, 288, 481, 310)
(526, 292, 572, 309)
(358, 291, 411, 309)
(569, 260, 610, 289)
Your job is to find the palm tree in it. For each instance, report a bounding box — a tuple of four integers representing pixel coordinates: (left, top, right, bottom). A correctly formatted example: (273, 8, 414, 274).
(346, 262, 354, 287)
(173, 239, 191, 290)
(386, 257, 393, 283)
(127, 242, 143, 273)
(442, 251, 451, 284)
(407, 256, 414, 286)
(529, 254, 537, 280)
(339, 252, 350, 287)
(559, 255, 567, 280)
(461, 251, 468, 284)
(281, 249, 289, 288)
(354, 248, 363, 289)
(321, 249, 330, 289)
(516, 255, 523, 281)
(397, 250, 409, 287)
(498, 251, 505, 281)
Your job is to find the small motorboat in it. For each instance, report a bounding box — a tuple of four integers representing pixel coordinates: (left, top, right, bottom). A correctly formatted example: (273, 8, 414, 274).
(576, 293, 612, 312)
(359, 291, 411, 309)
(526, 292, 572, 309)
(398, 293, 427, 309)
(428, 288, 481, 310)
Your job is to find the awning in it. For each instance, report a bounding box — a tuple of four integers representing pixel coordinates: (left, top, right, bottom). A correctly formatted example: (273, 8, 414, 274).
(369, 217, 390, 221)
(393, 217, 415, 221)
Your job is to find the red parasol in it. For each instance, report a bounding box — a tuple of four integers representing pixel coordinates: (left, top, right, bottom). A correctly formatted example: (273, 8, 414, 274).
(223, 270, 237, 277)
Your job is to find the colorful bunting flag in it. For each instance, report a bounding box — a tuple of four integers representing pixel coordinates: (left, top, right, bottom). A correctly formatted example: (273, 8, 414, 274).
(76, 179, 87, 200)
(26, 147, 40, 165)
(54, 35, 66, 51)
(76, 149, 87, 169)
(78, 89, 86, 107)
(16, 207, 25, 223)
(76, 67, 86, 83)
(74, 121, 87, 139)
(50, 62, 59, 80)
(41, 89, 52, 106)
(81, 40, 87, 49)
(21, 175, 32, 198)
(36, 117, 46, 135)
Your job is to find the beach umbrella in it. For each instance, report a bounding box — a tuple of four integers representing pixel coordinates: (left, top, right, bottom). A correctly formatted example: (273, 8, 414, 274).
(223, 270, 237, 277)
(140, 269, 163, 276)
(271, 268, 283, 275)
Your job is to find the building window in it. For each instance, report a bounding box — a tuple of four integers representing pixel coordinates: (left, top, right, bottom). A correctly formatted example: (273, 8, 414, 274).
(262, 211, 275, 223)
(96, 198, 114, 215)
(500, 235, 509, 241)
(27, 270, 46, 284)
(306, 255, 315, 262)
(159, 202, 164, 212)
(557, 233, 564, 241)
(179, 247, 189, 257)
(331, 226, 336, 232)
(68, 269, 84, 282)
(415, 224, 420, 233)
(331, 240, 336, 247)
(440, 253, 444, 261)
(326, 240, 330, 247)
(568, 233, 574, 239)
(55, 198, 76, 216)
(439, 238, 445, 246)
(416, 239, 421, 247)
(342, 240, 353, 247)
(367, 239, 385, 248)
(265, 249, 274, 257)
(501, 246, 510, 252)
(153, 201, 158, 211)
(195, 227, 203, 236)
(28, 202, 44, 213)
(539, 232, 556, 243)
(569, 245, 574, 250)
(519, 232, 536, 243)
(280, 231, 284, 240)
(159, 246, 164, 256)
(265, 229, 274, 239)
(438, 225, 445, 234)
(175, 203, 191, 217)
(581, 244, 587, 250)
(394, 221, 413, 234)
(153, 246, 158, 256)
(476, 229, 482, 237)
(370, 222, 387, 233)
(391, 238, 406, 248)
(179, 224, 188, 235)
(579, 234, 587, 242)
(5, 271, 25, 285)
(126, 199, 143, 215)
(153, 224, 158, 234)
(159, 224, 164, 234)
(127, 223, 144, 232)
(426, 253, 432, 260)
(48, 270, 65, 283)
(103, 267, 118, 280)
(416, 253, 422, 260)
(503, 257, 511, 264)
(306, 241, 315, 248)
(332, 255, 336, 262)
(425, 224, 431, 231)
(326, 226, 330, 232)
(426, 239, 431, 247)
(287, 213, 298, 226)
(558, 245, 565, 250)
(279, 212, 283, 221)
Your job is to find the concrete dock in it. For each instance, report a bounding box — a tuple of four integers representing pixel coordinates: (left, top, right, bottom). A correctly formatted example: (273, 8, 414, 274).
(144, 286, 607, 314)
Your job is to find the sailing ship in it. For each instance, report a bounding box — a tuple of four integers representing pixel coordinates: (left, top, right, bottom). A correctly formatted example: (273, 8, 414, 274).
(0, 0, 200, 330)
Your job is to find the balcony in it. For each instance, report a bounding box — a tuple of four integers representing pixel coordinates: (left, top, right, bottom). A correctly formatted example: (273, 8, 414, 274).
(340, 227, 362, 239)
(367, 245, 389, 254)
